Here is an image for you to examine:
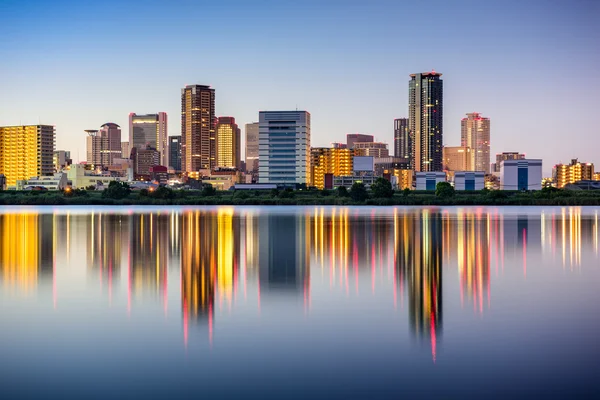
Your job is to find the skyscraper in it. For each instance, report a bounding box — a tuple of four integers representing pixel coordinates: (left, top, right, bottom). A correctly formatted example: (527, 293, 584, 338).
(215, 117, 240, 169)
(258, 111, 310, 185)
(347, 133, 374, 149)
(169, 135, 182, 172)
(245, 122, 259, 174)
(181, 85, 215, 174)
(394, 118, 410, 161)
(0, 125, 55, 186)
(85, 123, 122, 168)
(409, 71, 443, 172)
(461, 112, 491, 174)
(491, 152, 525, 173)
(442, 146, 472, 171)
(129, 112, 168, 166)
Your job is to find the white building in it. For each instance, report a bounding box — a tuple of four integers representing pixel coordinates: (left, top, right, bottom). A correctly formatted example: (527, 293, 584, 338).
(416, 172, 447, 190)
(67, 164, 117, 189)
(16, 173, 68, 190)
(258, 111, 310, 185)
(500, 159, 542, 190)
(454, 171, 485, 191)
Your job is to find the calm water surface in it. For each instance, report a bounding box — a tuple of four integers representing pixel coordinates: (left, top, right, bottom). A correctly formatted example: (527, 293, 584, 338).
(0, 206, 599, 399)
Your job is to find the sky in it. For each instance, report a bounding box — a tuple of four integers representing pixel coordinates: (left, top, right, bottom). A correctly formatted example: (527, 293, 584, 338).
(1, 0, 599, 175)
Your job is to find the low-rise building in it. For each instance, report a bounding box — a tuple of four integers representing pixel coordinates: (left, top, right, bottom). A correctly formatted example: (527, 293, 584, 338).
(67, 164, 117, 189)
(16, 173, 68, 191)
(332, 174, 391, 189)
(0, 174, 6, 191)
(416, 172, 446, 191)
(392, 169, 413, 190)
(553, 159, 594, 188)
(500, 159, 542, 190)
(454, 171, 485, 191)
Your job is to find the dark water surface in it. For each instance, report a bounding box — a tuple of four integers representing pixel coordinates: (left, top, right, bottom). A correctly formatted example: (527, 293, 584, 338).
(0, 206, 599, 399)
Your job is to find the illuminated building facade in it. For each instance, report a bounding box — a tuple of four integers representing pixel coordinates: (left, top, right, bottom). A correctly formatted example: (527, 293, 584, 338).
(168, 135, 182, 172)
(245, 122, 259, 174)
(258, 111, 311, 185)
(129, 113, 168, 166)
(215, 117, 240, 169)
(353, 142, 389, 158)
(594, 172, 600, 181)
(553, 159, 595, 188)
(0, 125, 55, 186)
(443, 146, 472, 172)
(409, 71, 443, 172)
(85, 123, 122, 169)
(310, 147, 353, 189)
(394, 118, 410, 162)
(393, 169, 414, 190)
(347, 133, 374, 149)
(53, 150, 71, 172)
(461, 112, 491, 174)
(181, 85, 216, 173)
(491, 152, 525, 173)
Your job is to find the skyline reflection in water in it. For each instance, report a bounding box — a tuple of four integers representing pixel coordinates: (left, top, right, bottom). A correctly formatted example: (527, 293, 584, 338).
(0, 206, 599, 399)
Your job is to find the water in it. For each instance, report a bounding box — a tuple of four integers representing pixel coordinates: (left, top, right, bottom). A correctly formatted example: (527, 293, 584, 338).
(0, 206, 599, 399)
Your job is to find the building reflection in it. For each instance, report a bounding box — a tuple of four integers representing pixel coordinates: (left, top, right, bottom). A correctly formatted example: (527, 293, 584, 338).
(86, 214, 124, 288)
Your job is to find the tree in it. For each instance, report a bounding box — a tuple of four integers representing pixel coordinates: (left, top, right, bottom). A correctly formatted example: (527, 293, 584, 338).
(320, 189, 331, 197)
(402, 188, 411, 197)
(349, 182, 368, 202)
(150, 186, 176, 199)
(201, 184, 217, 196)
(102, 181, 131, 199)
(370, 177, 394, 198)
(336, 186, 349, 197)
(435, 182, 455, 198)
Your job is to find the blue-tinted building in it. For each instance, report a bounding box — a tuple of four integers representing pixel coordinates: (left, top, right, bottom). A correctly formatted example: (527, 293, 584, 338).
(416, 172, 446, 190)
(454, 171, 485, 190)
(500, 159, 542, 190)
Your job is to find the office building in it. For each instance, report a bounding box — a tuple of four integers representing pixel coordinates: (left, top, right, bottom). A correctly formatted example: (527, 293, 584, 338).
(374, 157, 410, 176)
(66, 164, 117, 189)
(131, 146, 160, 181)
(16, 173, 68, 191)
(394, 118, 410, 162)
(353, 142, 389, 158)
(0, 125, 55, 186)
(416, 172, 446, 190)
(53, 150, 71, 172)
(168, 135, 182, 172)
(310, 147, 353, 189)
(443, 146, 473, 172)
(181, 84, 216, 173)
(347, 133, 374, 149)
(85, 123, 122, 169)
(461, 112, 491, 173)
(454, 171, 485, 190)
(121, 142, 131, 158)
(245, 122, 259, 174)
(409, 71, 443, 171)
(129, 113, 168, 166)
(258, 111, 310, 185)
(553, 159, 595, 188)
(215, 117, 240, 169)
(500, 159, 542, 190)
(491, 152, 525, 173)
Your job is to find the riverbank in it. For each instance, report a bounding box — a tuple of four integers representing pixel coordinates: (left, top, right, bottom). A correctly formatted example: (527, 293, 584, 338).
(2, 188, 600, 206)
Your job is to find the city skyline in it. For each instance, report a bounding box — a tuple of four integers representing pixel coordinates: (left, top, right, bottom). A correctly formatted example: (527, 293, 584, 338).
(1, 1, 598, 176)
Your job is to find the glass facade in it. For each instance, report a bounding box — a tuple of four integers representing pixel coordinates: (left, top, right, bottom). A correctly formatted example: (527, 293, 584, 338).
(129, 113, 168, 166)
(169, 136, 182, 172)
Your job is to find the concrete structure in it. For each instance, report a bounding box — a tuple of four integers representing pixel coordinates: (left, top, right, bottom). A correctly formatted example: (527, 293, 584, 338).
(347, 134, 374, 149)
(394, 118, 410, 162)
(216, 117, 241, 169)
(443, 146, 473, 172)
(310, 147, 353, 189)
(374, 157, 410, 176)
(553, 159, 594, 188)
(168, 135, 182, 172)
(0, 125, 55, 186)
(200, 174, 238, 191)
(393, 169, 414, 190)
(0, 174, 6, 190)
(409, 71, 443, 172)
(461, 113, 491, 174)
(86, 123, 122, 168)
(181, 84, 216, 173)
(67, 164, 117, 189)
(564, 180, 600, 190)
(491, 152, 525, 173)
(353, 142, 389, 158)
(258, 111, 310, 185)
(595, 173, 600, 181)
(234, 183, 278, 190)
(131, 146, 160, 180)
(454, 171, 485, 191)
(333, 174, 385, 189)
(16, 173, 68, 191)
(129, 113, 168, 166)
(416, 172, 447, 190)
(353, 156, 375, 173)
(53, 150, 71, 172)
(245, 122, 259, 174)
(121, 141, 131, 158)
(149, 165, 168, 185)
(500, 159, 542, 190)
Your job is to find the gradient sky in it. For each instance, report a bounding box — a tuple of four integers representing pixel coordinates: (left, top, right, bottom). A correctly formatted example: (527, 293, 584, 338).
(1, 0, 598, 175)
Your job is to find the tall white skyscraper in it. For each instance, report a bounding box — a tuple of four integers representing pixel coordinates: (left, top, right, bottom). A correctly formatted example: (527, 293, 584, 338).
(461, 112, 491, 174)
(258, 111, 310, 185)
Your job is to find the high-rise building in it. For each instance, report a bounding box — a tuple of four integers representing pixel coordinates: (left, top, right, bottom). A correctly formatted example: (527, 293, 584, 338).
(409, 71, 443, 172)
(443, 146, 473, 172)
(181, 85, 215, 174)
(168, 135, 182, 172)
(347, 134, 374, 149)
(353, 142, 389, 158)
(553, 159, 595, 188)
(491, 152, 525, 173)
(53, 150, 71, 172)
(394, 118, 410, 162)
(0, 125, 55, 186)
(461, 112, 491, 173)
(215, 117, 240, 169)
(129, 113, 168, 166)
(131, 146, 160, 180)
(86, 123, 122, 169)
(245, 122, 259, 174)
(310, 147, 353, 189)
(258, 111, 310, 185)
(121, 142, 131, 158)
